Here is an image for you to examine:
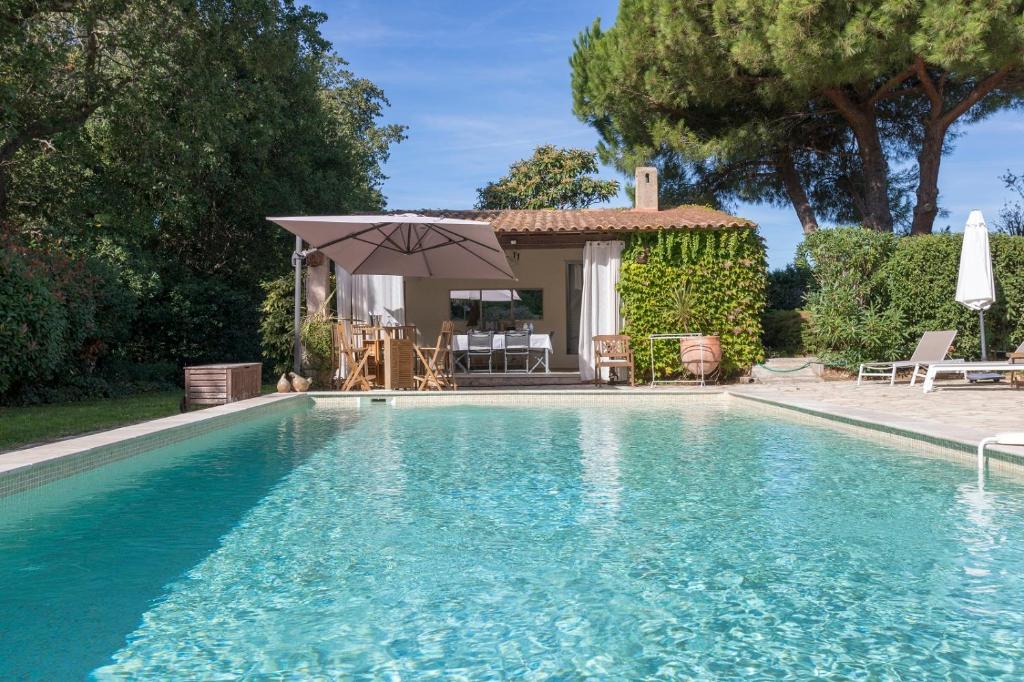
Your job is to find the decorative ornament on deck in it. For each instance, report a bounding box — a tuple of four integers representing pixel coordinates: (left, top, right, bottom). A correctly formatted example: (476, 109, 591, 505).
(288, 372, 312, 392)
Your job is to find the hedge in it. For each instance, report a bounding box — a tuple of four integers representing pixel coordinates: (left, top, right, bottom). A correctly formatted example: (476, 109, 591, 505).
(1, 229, 269, 405)
(0, 244, 66, 394)
(799, 228, 1024, 367)
(619, 228, 767, 379)
(0, 232, 141, 401)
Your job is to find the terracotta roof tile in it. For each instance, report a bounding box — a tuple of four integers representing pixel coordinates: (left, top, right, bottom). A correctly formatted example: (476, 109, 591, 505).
(385, 206, 756, 233)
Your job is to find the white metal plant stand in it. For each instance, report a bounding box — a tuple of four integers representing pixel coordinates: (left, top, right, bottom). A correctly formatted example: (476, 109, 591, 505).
(648, 333, 713, 387)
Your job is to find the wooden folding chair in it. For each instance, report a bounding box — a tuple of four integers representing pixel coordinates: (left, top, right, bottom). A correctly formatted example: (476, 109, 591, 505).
(384, 325, 418, 342)
(593, 334, 635, 386)
(383, 336, 417, 390)
(335, 321, 376, 391)
(415, 320, 456, 391)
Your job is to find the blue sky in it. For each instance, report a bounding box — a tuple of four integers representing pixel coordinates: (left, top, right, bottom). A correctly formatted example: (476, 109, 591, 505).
(312, 0, 1024, 269)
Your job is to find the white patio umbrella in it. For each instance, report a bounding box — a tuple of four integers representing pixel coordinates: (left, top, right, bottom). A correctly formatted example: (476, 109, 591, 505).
(268, 214, 515, 280)
(268, 213, 516, 372)
(955, 210, 996, 360)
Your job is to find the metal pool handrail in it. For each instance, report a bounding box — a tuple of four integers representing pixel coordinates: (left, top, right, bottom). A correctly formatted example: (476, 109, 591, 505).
(977, 432, 1024, 489)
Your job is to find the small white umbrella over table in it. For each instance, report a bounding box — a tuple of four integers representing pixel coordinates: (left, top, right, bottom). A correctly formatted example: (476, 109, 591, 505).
(955, 210, 996, 360)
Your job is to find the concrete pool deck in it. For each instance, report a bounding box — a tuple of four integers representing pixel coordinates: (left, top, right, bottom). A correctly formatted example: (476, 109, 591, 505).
(727, 381, 1024, 468)
(1, 379, 1021, 496)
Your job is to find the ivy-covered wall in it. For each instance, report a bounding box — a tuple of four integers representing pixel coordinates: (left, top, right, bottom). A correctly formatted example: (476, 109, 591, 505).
(619, 228, 768, 379)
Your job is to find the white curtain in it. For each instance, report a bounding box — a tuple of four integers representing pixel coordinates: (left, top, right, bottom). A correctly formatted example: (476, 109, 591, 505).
(578, 241, 624, 380)
(334, 264, 405, 325)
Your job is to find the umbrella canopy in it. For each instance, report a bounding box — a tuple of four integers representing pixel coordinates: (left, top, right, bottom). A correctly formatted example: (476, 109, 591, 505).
(955, 210, 996, 312)
(268, 214, 515, 280)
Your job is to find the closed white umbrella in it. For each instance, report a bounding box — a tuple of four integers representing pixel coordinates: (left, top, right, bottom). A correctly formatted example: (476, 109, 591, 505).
(955, 210, 996, 360)
(268, 214, 515, 280)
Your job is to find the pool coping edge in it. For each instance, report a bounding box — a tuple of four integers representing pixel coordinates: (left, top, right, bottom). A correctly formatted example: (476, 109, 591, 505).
(0, 394, 310, 498)
(727, 389, 1024, 476)
(2, 387, 1021, 496)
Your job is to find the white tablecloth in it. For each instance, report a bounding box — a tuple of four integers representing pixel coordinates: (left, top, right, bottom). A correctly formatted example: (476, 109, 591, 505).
(452, 333, 553, 352)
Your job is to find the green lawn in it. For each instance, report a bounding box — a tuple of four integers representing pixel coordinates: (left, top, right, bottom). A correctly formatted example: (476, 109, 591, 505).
(0, 390, 185, 452)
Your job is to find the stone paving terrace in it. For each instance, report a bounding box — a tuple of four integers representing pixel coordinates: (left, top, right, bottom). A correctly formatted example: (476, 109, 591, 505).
(731, 379, 1024, 459)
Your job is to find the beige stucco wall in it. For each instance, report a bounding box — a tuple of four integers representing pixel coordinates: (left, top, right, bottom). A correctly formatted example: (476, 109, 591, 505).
(404, 247, 584, 371)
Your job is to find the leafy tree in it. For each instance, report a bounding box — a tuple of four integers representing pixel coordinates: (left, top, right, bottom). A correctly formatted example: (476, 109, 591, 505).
(997, 170, 1024, 236)
(571, 1, 1024, 235)
(0, 0, 404, 402)
(476, 145, 619, 210)
(0, 0, 182, 217)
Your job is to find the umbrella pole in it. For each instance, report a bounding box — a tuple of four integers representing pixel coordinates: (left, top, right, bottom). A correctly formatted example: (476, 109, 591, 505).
(293, 236, 303, 374)
(979, 310, 987, 361)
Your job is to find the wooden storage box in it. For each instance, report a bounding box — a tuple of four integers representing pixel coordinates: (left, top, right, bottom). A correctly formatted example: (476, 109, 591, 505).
(184, 362, 262, 409)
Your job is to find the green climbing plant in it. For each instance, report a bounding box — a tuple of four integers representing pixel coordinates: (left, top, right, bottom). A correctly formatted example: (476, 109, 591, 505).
(619, 228, 768, 379)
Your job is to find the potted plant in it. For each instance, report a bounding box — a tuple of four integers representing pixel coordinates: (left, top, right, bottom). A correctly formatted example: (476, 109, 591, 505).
(673, 281, 721, 378)
(300, 305, 335, 388)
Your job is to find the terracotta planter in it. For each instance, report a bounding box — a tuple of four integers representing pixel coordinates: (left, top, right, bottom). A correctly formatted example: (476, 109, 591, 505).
(679, 335, 721, 377)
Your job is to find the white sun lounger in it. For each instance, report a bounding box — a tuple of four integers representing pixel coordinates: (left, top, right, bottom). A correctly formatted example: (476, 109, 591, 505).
(857, 330, 959, 386)
(922, 340, 1024, 393)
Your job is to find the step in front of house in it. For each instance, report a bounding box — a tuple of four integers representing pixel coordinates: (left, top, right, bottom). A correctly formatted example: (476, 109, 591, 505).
(751, 357, 824, 383)
(456, 372, 582, 387)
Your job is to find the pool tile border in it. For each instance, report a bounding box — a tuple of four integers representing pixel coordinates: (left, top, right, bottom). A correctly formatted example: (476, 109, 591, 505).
(307, 388, 722, 409)
(3, 386, 1022, 497)
(0, 394, 309, 498)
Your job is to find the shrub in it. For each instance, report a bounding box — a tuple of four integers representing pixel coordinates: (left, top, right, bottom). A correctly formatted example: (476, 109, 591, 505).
(0, 230, 139, 400)
(762, 309, 807, 357)
(260, 273, 297, 376)
(883, 234, 994, 360)
(619, 228, 767, 379)
(992, 234, 1024, 351)
(798, 228, 1024, 367)
(131, 272, 261, 370)
(260, 271, 337, 378)
(766, 264, 812, 310)
(0, 245, 66, 394)
(761, 264, 812, 356)
(301, 307, 336, 387)
(799, 228, 901, 367)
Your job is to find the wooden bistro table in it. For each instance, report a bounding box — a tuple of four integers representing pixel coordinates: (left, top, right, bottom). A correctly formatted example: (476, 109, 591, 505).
(184, 362, 261, 410)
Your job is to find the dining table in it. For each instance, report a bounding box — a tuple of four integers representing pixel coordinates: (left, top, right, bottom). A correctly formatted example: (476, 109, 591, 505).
(451, 332, 553, 373)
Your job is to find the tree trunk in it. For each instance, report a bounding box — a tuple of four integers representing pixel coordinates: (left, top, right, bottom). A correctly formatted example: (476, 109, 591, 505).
(910, 121, 945, 235)
(907, 58, 1014, 235)
(824, 88, 894, 232)
(849, 116, 892, 232)
(776, 152, 818, 234)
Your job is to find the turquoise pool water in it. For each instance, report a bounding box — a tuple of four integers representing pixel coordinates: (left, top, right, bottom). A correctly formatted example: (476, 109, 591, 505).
(2, 402, 1024, 679)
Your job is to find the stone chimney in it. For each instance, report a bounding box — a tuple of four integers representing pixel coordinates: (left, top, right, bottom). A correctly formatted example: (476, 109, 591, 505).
(634, 166, 658, 211)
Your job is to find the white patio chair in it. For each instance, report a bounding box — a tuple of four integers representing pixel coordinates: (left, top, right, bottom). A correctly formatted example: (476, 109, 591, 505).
(857, 330, 958, 386)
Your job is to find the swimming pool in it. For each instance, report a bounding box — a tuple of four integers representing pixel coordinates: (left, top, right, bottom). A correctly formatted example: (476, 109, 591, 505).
(2, 399, 1023, 678)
